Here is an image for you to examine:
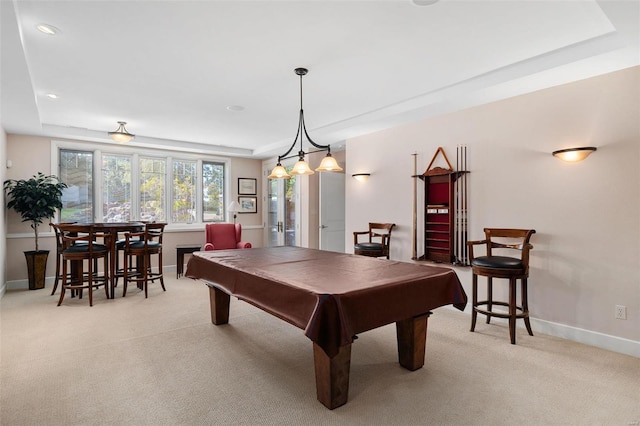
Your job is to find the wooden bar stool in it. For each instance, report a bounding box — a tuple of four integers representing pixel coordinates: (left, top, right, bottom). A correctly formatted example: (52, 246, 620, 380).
(57, 224, 110, 307)
(50, 222, 78, 295)
(353, 223, 395, 259)
(467, 228, 535, 344)
(122, 223, 166, 298)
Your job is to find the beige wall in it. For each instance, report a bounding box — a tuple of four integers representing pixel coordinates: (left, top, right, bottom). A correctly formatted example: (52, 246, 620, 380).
(4, 136, 264, 283)
(346, 66, 640, 348)
(226, 155, 264, 249)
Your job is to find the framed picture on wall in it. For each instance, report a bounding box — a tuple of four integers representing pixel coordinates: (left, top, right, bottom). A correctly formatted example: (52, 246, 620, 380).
(238, 178, 257, 195)
(238, 196, 257, 214)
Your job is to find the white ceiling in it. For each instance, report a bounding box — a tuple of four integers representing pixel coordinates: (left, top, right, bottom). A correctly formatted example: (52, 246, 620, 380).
(1, 0, 638, 159)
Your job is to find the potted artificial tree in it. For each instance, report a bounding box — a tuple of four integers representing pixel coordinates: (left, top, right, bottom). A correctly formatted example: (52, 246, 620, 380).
(4, 173, 67, 290)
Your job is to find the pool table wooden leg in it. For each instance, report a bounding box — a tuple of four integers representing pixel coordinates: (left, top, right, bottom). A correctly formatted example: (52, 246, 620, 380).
(313, 343, 351, 410)
(396, 312, 431, 371)
(208, 285, 230, 325)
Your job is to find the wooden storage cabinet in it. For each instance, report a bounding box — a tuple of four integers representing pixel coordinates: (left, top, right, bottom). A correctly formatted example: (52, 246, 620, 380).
(424, 174, 455, 263)
(415, 146, 469, 265)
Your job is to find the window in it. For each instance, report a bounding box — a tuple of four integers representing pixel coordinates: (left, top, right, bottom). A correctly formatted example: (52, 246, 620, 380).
(139, 157, 166, 222)
(59, 149, 93, 222)
(102, 155, 132, 222)
(202, 161, 225, 222)
(55, 142, 229, 225)
(173, 160, 197, 223)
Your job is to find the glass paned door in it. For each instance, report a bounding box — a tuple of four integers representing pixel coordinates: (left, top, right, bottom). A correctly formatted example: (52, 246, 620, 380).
(267, 167, 298, 247)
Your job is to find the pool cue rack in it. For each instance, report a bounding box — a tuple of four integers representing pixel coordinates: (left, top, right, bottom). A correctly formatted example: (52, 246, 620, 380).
(414, 146, 469, 265)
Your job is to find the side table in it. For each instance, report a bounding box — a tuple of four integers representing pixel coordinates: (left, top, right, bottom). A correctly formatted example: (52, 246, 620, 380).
(176, 244, 201, 279)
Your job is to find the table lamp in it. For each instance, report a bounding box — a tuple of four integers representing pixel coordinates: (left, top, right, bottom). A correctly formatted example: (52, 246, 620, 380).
(228, 201, 241, 224)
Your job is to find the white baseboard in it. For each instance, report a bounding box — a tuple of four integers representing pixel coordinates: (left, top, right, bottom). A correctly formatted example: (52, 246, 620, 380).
(530, 317, 639, 358)
(445, 305, 639, 358)
(3, 265, 179, 291)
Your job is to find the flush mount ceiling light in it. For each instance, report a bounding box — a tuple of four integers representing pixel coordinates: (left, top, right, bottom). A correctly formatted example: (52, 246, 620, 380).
(36, 24, 60, 35)
(46, 93, 58, 99)
(411, 0, 439, 6)
(352, 173, 371, 182)
(108, 121, 135, 143)
(268, 67, 343, 179)
(552, 147, 597, 162)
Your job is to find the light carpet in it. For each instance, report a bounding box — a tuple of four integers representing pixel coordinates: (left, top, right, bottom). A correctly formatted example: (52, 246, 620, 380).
(1, 276, 638, 425)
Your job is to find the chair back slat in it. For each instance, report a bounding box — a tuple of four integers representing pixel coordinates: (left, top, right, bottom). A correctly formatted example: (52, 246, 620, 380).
(145, 223, 165, 244)
(50, 222, 76, 249)
(124, 223, 166, 249)
(484, 228, 535, 258)
(57, 223, 107, 253)
(368, 223, 395, 243)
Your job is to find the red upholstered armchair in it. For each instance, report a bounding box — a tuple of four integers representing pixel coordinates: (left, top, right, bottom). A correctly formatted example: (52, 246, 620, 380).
(204, 223, 252, 251)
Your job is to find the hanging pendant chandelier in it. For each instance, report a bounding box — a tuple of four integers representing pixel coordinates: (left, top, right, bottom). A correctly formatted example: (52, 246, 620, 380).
(268, 68, 343, 179)
(108, 121, 135, 143)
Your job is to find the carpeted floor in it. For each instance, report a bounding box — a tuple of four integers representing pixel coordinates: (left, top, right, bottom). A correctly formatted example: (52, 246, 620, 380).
(1, 276, 638, 425)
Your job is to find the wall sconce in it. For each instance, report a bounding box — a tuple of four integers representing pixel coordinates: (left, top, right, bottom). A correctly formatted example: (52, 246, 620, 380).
(552, 147, 597, 162)
(352, 173, 370, 182)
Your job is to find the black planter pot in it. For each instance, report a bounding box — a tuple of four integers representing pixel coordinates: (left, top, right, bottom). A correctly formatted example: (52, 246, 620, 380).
(24, 250, 49, 290)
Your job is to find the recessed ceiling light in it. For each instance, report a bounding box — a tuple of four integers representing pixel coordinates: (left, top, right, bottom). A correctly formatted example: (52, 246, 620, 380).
(226, 105, 245, 112)
(46, 93, 58, 99)
(412, 0, 439, 5)
(36, 24, 60, 35)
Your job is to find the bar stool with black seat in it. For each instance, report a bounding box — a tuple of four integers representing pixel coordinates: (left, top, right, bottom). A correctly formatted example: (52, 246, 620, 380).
(353, 222, 396, 259)
(114, 221, 148, 287)
(122, 222, 166, 298)
(57, 223, 110, 307)
(50, 222, 77, 295)
(467, 228, 536, 344)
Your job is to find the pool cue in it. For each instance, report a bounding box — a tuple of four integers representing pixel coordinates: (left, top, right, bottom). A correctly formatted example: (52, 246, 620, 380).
(463, 145, 468, 265)
(411, 152, 418, 260)
(455, 145, 460, 264)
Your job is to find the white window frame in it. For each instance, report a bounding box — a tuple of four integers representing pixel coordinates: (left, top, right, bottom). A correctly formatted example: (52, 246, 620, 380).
(52, 140, 230, 228)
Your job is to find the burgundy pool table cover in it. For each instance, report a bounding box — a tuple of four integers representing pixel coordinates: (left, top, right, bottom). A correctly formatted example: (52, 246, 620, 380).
(186, 246, 467, 357)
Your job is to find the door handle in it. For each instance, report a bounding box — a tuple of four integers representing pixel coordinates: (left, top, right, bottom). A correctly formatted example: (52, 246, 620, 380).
(319, 225, 328, 229)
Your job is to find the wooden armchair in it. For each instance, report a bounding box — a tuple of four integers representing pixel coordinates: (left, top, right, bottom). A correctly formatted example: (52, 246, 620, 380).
(467, 228, 536, 344)
(204, 223, 252, 251)
(353, 222, 396, 259)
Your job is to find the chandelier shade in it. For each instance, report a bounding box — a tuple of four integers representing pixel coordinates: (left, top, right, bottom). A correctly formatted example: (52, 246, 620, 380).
(291, 160, 315, 176)
(269, 67, 343, 179)
(108, 121, 135, 143)
(315, 153, 343, 172)
(267, 162, 291, 179)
